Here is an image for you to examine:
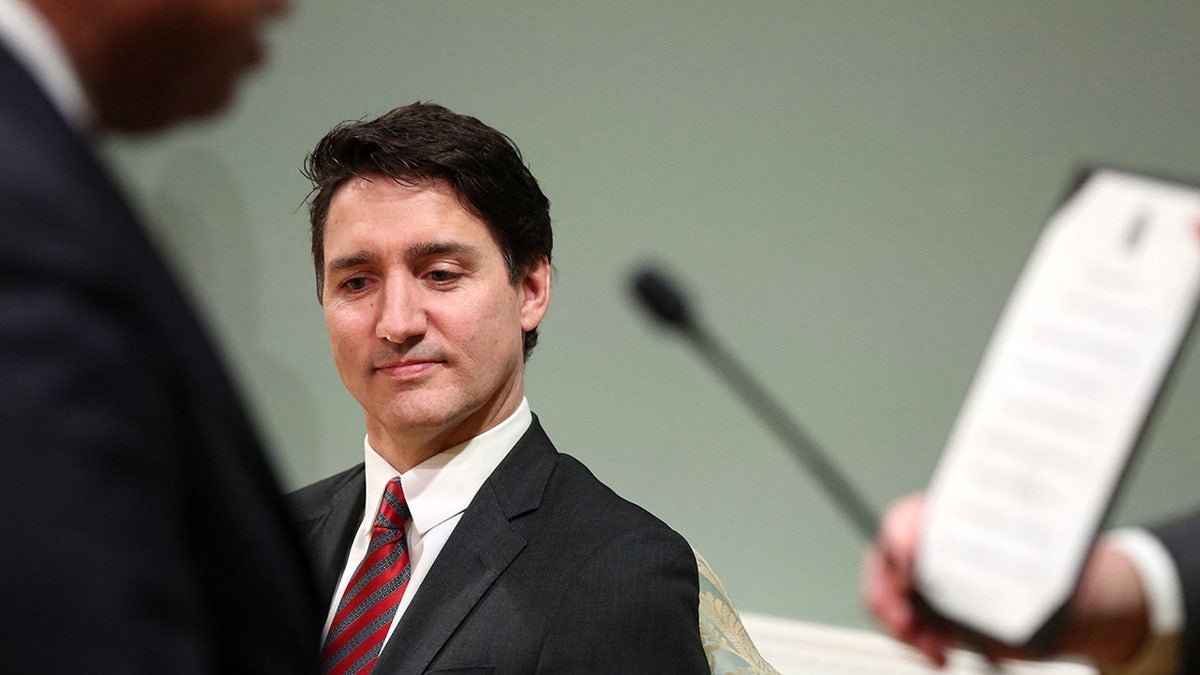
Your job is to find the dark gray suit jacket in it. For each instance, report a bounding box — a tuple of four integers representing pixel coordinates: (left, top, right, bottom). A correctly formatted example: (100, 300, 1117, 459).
(0, 44, 320, 673)
(290, 417, 710, 673)
(1153, 514, 1200, 675)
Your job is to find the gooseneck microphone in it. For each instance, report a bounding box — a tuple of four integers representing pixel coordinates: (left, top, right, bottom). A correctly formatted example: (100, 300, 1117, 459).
(632, 266, 879, 541)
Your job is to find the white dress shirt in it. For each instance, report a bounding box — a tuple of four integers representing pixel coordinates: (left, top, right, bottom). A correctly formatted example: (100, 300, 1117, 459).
(321, 398, 533, 652)
(0, 0, 90, 131)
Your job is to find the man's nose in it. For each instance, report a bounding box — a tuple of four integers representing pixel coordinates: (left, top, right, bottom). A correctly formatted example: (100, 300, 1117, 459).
(376, 280, 427, 345)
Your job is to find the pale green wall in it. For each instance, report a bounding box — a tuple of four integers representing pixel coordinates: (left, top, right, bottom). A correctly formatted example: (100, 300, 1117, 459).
(104, 1, 1200, 630)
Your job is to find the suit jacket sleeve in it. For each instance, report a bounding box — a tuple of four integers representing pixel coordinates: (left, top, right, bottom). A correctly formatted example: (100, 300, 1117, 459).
(1151, 513, 1200, 675)
(534, 523, 708, 673)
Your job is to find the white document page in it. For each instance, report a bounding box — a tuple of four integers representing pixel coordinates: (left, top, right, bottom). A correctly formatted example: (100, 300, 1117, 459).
(916, 169, 1200, 646)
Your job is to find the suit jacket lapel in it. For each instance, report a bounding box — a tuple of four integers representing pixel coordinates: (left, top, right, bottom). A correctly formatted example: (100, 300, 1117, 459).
(295, 467, 367, 604)
(374, 417, 558, 673)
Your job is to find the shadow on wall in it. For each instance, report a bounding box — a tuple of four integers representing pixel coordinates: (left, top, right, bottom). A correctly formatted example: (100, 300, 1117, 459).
(141, 147, 323, 483)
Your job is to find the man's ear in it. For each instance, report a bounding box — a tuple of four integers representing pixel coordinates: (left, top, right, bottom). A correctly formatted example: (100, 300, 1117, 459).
(519, 256, 552, 332)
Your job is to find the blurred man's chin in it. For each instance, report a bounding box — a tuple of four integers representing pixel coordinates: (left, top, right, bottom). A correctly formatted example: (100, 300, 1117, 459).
(102, 84, 238, 133)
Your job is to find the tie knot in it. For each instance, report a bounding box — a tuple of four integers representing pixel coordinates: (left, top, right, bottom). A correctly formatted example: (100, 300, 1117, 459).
(375, 476, 409, 530)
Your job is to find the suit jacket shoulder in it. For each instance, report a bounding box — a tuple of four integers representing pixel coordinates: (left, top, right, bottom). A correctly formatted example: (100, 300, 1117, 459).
(291, 463, 366, 521)
(383, 417, 708, 673)
(288, 463, 367, 601)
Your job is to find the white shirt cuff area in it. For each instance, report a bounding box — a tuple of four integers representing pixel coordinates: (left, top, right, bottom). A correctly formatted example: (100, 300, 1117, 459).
(1106, 528, 1185, 637)
(1096, 529, 1183, 675)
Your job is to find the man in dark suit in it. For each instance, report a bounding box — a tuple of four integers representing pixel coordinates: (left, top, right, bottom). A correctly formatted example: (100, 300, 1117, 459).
(289, 102, 709, 673)
(0, 0, 320, 672)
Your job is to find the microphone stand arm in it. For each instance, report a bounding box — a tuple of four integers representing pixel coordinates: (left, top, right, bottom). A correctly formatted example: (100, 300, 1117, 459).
(682, 323, 880, 541)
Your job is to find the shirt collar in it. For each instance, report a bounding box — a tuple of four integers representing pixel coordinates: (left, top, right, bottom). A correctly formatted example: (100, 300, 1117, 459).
(362, 398, 533, 536)
(0, 0, 92, 131)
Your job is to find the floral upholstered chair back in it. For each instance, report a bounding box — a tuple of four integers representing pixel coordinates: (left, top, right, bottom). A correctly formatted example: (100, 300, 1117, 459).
(696, 551, 782, 675)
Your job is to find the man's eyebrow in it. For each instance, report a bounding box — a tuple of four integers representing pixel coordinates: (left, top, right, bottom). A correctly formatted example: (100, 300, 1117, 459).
(325, 243, 481, 274)
(406, 241, 481, 259)
(325, 251, 377, 274)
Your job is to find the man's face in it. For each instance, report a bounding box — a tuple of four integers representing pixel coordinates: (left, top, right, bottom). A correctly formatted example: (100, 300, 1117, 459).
(321, 176, 550, 462)
(81, 0, 288, 131)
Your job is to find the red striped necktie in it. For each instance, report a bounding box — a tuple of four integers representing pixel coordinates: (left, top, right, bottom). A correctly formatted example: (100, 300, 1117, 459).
(321, 477, 412, 674)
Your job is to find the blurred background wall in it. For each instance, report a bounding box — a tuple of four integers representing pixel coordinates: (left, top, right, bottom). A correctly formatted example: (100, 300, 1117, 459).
(103, 1, 1200, 631)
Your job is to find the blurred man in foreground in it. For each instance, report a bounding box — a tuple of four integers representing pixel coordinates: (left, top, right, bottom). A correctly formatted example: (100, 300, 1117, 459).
(0, 0, 320, 671)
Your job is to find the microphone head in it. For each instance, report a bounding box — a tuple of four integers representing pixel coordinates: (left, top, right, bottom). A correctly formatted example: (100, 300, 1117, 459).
(631, 266, 694, 330)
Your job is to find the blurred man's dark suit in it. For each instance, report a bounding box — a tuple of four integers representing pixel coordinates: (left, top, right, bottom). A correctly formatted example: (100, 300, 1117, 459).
(0, 43, 320, 673)
(290, 417, 709, 674)
(1153, 516, 1200, 674)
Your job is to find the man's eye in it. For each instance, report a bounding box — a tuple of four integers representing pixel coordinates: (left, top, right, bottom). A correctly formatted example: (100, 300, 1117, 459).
(342, 277, 368, 291)
(428, 270, 459, 283)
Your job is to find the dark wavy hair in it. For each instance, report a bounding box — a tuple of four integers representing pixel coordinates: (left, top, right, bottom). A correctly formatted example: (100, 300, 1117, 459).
(302, 102, 552, 358)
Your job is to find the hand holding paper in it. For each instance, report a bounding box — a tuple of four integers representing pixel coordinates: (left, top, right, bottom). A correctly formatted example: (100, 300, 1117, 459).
(865, 494, 1153, 669)
(916, 169, 1200, 649)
